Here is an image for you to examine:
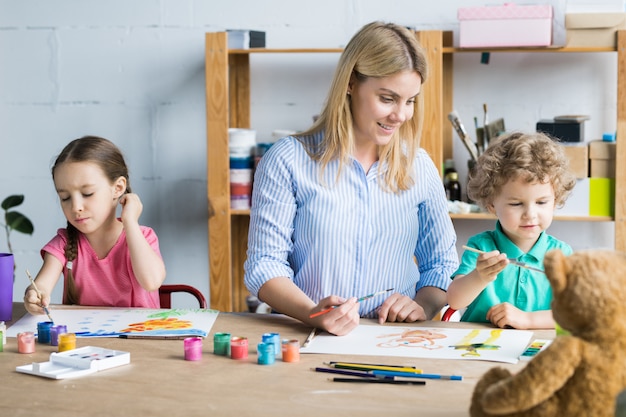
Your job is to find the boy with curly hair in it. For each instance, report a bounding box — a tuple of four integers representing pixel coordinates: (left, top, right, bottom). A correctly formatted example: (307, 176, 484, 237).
(447, 131, 576, 329)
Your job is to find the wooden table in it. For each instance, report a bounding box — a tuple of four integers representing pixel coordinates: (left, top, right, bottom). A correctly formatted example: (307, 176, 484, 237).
(1, 303, 554, 417)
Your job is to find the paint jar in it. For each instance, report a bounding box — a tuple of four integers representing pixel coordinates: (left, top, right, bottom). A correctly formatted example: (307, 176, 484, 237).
(281, 339, 300, 363)
(257, 342, 275, 365)
(58, 332, 76, 352)
(50, 324, 67, 346)
(213, 332, 231, 356)
(17, 332, 35, 354)
(37, 321, 54, 344)
(184, 337, 203, 361)
(262, 332, 280, 357)
(230, 336, 248, 360)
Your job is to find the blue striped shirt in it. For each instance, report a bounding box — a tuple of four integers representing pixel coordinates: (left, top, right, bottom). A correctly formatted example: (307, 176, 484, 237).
(244, 132, 459, 318)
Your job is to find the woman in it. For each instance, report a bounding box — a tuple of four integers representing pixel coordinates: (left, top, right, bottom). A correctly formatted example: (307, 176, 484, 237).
(244, 21, 458, 335)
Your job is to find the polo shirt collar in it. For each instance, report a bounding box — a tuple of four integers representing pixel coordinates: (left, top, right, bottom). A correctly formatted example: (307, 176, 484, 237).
(492, 221, 548, 263)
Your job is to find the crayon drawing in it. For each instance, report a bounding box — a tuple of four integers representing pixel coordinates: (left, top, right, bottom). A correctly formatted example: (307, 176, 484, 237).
(300, 325, 533, 363)
(7, 308, 219, 338)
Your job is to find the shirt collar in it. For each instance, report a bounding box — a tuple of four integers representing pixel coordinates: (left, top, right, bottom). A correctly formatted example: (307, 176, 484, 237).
(492, 221, 548, 263)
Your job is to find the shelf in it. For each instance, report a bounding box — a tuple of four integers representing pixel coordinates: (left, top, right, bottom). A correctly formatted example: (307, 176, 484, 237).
(206, 30, 626, 313)
(450, 213, 613, 222)
(442, 46, 616, 54)
(228, 48, 343, 54)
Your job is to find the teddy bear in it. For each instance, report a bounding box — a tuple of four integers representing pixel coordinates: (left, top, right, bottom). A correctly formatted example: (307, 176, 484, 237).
(469, 248, 626, 417)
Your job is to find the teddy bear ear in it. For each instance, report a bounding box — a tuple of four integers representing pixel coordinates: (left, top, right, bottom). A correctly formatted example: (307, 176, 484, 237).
(543, 249, 568, 293)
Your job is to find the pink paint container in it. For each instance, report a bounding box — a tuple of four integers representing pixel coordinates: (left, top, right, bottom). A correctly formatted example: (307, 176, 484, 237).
(17, 331, 35, 354)
(184, 337, 203, 361)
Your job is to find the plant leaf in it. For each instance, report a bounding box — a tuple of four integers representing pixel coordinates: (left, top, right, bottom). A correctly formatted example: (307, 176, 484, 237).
(5, 211, 34, 235)
(1, 195, 24, 210)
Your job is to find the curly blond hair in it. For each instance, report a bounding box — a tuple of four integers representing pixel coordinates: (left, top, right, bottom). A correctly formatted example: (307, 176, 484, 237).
(467, 131, 576, 210)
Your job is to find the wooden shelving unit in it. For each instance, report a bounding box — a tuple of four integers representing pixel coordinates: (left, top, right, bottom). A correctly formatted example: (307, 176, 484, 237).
(427, 30, 626, 250)
(205, 31, 626, 312)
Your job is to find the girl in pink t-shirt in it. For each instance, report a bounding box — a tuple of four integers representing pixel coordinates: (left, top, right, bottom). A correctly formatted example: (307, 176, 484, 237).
(24, 136, 166, 313)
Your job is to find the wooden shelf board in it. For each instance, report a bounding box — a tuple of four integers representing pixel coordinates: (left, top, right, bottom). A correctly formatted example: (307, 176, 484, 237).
(450, 213, 613, 222)
(229, 48, 343, 54)
(443, 46, 616, 54)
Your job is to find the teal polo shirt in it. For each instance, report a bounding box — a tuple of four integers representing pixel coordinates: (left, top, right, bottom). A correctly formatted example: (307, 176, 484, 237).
(452, 221, 572, 323)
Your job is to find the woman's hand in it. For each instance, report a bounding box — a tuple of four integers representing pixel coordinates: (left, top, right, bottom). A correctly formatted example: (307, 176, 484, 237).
(377, 293, 426, 324)
(309, 295, 360, 336)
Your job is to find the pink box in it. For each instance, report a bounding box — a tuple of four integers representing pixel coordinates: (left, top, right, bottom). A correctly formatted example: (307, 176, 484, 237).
(459, 3, 553, 48)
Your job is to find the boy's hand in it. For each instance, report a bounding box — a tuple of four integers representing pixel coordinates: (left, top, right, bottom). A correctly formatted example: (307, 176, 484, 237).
(475, 250, 509, 283)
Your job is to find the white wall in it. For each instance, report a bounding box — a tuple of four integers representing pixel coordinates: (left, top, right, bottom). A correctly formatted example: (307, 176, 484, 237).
(0, 0, 616, 309)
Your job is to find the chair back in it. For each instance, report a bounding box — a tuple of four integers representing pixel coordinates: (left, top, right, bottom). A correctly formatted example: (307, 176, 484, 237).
(158, 284, 207, 309)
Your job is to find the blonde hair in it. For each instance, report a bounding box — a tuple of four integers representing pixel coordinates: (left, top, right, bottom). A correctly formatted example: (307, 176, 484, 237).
(467, 131, 576, 209)
(297, 21, 428, 193)
(52, 136, 130, 304)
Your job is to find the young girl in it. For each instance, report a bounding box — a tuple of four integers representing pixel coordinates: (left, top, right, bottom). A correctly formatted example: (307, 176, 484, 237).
(244, 22, 458, 336)
(447, 132, 576, 329)
(24, 136, 166, 313)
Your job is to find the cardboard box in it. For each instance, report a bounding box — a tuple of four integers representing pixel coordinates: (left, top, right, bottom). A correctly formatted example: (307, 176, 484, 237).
(589, 178, 615, 217)
(565, 13, 626, 47)
(562, 143, 589, 179)
(458, 4, 553, 48)
(589, 140, 616, 178)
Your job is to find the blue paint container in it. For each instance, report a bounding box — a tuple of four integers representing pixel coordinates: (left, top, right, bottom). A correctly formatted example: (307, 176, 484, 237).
(37, 321, 53, 344)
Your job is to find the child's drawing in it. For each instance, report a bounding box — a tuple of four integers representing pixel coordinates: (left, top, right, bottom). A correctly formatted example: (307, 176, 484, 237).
(7, 308, 219, 338)
(377, 328, 447, 349)
(300, 324, 533, 364)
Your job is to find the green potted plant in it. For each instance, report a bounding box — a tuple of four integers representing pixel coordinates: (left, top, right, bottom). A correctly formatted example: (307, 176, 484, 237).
(2, 195, 34, 254)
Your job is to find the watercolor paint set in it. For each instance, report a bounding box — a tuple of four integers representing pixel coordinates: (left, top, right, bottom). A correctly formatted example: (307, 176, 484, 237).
(16, 346, 130, 379)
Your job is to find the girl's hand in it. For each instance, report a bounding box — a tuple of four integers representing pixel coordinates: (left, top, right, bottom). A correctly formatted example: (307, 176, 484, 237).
(23, 287, 50, 316)
(309, 295, 359, 336)
(119, 193, 143, 225)
(377, 293, 426, 324)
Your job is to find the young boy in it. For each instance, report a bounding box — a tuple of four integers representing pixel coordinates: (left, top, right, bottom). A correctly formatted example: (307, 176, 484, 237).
(447, 132, 576, 329)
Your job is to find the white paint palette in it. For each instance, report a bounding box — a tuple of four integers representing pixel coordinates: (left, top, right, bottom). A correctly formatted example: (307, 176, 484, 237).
(16, 346, 130, 379)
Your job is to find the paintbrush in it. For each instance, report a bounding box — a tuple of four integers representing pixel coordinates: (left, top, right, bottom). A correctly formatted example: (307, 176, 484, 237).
(448, 110, 479, 161)
(25, 269, 54, 322)
(461, 246, 545, 274)
(309, 288, 394, 318)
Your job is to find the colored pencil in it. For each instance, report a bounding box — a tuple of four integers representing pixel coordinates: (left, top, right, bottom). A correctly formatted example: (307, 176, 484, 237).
(118, 334, 191, 340)
(327, 361, 420, 370)
(25, 269, 54, 323)
(330, 378, 425, 386)
(372, 370, 462, 381)
(309, 288, 394, 318)
(313, 367, 382, 378)
(461, 246, 545, 274)
(327, 362, 422, 373)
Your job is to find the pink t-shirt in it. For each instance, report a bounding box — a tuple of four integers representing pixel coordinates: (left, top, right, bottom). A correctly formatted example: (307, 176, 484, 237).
(41, 226, 161, 308)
